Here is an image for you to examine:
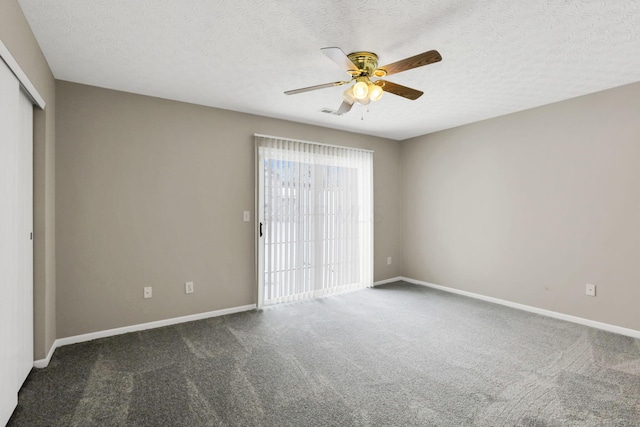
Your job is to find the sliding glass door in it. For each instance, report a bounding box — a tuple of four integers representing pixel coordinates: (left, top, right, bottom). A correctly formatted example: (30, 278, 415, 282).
(256, 135, 373, 306)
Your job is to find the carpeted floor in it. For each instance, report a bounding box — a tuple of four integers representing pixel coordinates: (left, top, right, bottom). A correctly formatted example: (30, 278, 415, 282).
(9, 282, 640, 426)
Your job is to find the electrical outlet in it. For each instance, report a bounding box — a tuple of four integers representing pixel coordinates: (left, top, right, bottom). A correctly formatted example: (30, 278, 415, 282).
(387, 257, 392, 265)
(243, 211, 250, 222)
(144, 286, 152, 299)
(185, 281, 194, 294)
(585, 284, 596, 297)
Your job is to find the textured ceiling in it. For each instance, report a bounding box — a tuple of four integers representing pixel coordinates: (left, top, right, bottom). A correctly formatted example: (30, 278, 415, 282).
(17, 0, 640, 140)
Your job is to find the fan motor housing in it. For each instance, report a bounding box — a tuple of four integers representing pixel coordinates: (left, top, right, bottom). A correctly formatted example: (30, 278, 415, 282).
(347, 51, 379, 76)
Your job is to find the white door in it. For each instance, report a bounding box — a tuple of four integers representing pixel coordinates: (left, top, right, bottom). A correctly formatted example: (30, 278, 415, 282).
(0, 55, 20, 426)
(16, 90, 34, 385)
(0, 57, 34, 425)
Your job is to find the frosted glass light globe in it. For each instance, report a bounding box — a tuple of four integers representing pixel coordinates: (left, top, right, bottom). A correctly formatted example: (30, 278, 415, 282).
(352, 81, 369, 100)
(368, 83, 383, 102)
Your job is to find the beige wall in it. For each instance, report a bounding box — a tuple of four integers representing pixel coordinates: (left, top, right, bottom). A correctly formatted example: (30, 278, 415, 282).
(11, 0, 639, 347)
(402, 81, 640, 331)
(55, 81, 402, 338)
(1, 0, 56, 360)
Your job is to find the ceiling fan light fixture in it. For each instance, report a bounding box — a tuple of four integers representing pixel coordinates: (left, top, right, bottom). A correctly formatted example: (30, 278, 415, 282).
(284, 47, 442, 115)
(352, 80, 369, 100)
(368, 83, 383, 102)
(343, 87, 356, 104)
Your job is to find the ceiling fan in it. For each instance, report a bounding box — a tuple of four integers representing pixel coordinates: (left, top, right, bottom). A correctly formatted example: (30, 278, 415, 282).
(285, 47, 442, 115)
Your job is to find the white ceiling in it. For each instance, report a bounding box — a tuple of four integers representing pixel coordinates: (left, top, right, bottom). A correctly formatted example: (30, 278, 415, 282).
(17, 0, 640, 140)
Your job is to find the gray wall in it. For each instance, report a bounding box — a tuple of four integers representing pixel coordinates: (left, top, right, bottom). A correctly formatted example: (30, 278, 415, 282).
(402, 81, 640, 331)
(1, 0, 56, 360)
(11, 0, 640, 348)
(55, 81, 403, 338)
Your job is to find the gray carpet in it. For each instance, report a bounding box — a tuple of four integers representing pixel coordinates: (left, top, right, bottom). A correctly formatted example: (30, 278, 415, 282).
(9, 282, 640, 426)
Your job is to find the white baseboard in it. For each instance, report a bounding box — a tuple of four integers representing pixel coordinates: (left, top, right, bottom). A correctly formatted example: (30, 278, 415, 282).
(399, 276, 640, 340)
(33, 341, 57, 369)
(373, 276, 403, 286)
(33, 304, 256, 368)
(34, 278, 640, 368)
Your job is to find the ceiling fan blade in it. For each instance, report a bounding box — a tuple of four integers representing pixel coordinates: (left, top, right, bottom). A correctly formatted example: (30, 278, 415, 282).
(336, 100, 354, 115)
(377, 50, 442, 76)
(285, 81, 348, 95)
(321, 47, 359, 72)
(374, 80, 423, 100)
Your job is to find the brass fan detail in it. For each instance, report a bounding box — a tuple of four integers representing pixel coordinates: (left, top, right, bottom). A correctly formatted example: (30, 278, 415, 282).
(285, 47, 442, 115)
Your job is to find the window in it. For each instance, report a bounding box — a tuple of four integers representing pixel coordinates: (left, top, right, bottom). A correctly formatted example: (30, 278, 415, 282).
(256, 135, 373, 306)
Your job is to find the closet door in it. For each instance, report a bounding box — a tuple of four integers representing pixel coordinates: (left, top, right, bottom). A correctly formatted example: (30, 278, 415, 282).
(0, 57, 34, 425)
(16, 88, 34, 386)
(0, 57, 21, 425)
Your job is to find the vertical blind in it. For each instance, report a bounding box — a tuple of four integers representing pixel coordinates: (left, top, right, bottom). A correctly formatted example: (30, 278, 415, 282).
(256, 135, 373, 305)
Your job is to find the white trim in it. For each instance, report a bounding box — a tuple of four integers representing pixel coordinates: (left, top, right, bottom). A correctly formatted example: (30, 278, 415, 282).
(0, 41, 45, 109)
(400, 276, 640, 340)
(35, 278, 640, 368)
(255, 139, 263, 308)
(33, 304, 256, 368)
(254, 133, 374, 153)
(373, 276, 402, 286)
(32, 342, 56, 369)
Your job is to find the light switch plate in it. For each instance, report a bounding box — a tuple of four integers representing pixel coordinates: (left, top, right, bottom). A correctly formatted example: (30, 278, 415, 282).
(243, 211, 250, 222)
